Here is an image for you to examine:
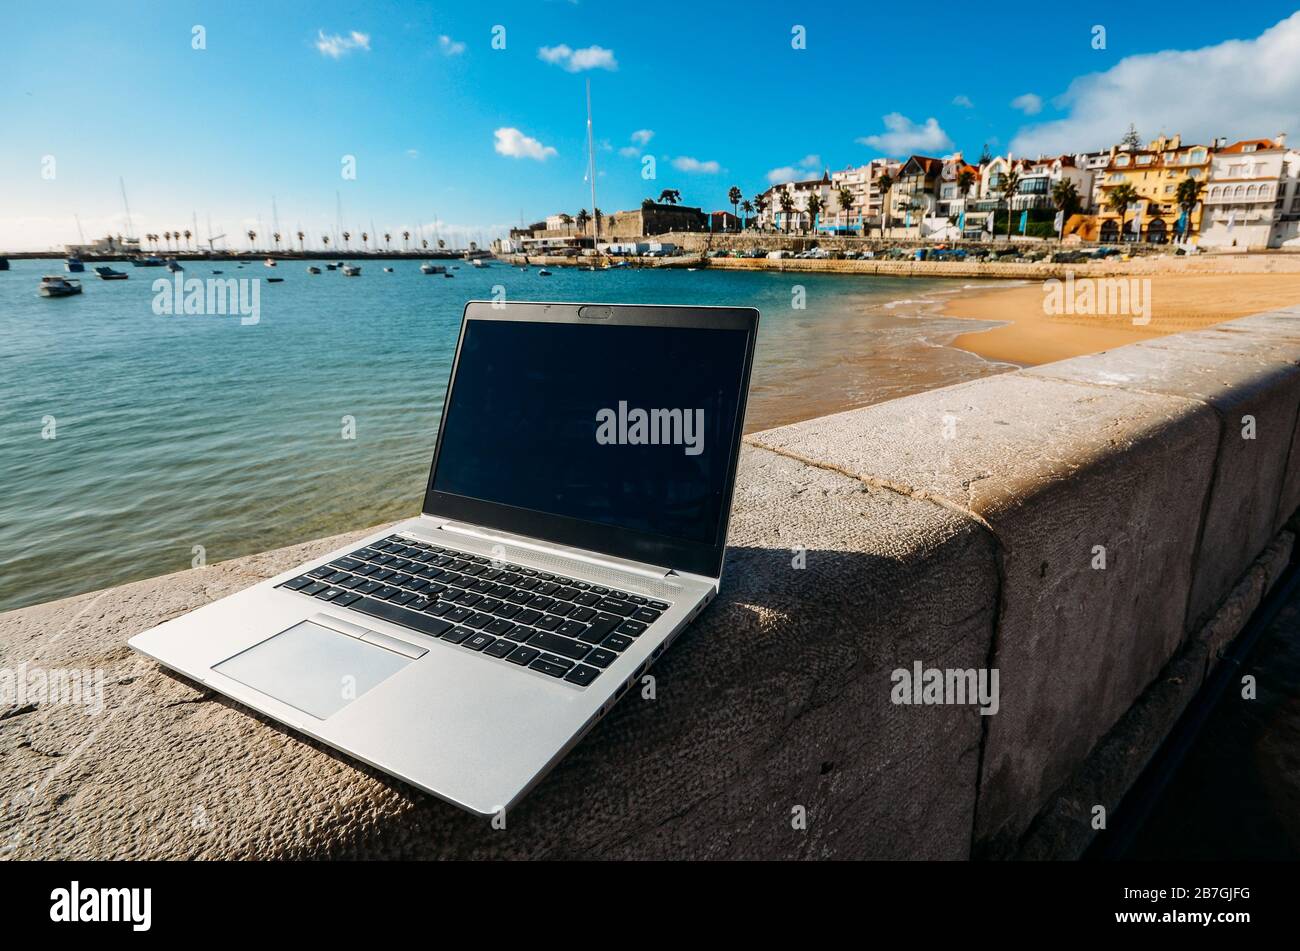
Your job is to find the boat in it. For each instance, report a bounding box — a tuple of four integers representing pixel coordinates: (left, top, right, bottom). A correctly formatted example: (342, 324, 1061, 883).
(471, 259, 486, 268)
(264, 257, 277, 267)
(307, 266, 321, 274)
(38, 275, 82, 297)
(94, 266, 128, 280)
(383, 267, 393, 272)
(538, 269, 553, 277)
(212, 270, 224, 274)
(325, 263, 337, 271)
(65, 256, 85, 273)
(341, 264, 361, 276)
(131, 255, 164, 267)
(443, 271, 454, 278)
(166, 260, 183, 272)
(266, 277, 284, 283)
(420, 263, 446, 275)
(0, 258, 9, 271)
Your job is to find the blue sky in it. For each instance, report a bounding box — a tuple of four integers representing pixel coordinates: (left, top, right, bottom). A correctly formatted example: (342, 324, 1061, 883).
(3, 1, 1300, 250)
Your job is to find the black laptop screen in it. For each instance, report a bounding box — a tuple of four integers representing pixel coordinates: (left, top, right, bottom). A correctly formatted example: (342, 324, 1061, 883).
(428, 317, 751, 562)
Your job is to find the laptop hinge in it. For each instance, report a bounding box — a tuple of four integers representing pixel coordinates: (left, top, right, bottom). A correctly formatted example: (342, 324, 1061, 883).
(432, 521, 674, 581)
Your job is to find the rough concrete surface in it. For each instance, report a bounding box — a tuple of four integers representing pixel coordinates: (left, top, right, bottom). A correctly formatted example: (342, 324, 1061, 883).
(749, 371, 1222, 853)
(0, 446, 998, 859)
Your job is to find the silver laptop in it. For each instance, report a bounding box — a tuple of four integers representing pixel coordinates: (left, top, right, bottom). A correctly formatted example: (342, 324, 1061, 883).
(129, 300, 759, 816)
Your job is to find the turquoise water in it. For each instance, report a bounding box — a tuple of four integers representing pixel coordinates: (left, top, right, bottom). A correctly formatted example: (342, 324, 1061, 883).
(0, 258, 1003, 612)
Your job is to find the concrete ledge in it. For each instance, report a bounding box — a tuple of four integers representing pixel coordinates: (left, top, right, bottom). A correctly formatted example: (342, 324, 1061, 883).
(3, 310, 1299, 859)
(0, 448, 997, 859)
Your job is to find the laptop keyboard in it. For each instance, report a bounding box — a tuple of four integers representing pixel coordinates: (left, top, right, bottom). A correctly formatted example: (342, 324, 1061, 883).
(277, 534, 671, 688)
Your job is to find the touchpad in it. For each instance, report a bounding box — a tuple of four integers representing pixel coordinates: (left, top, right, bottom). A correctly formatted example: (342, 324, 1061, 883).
(213, 620, 412, 720)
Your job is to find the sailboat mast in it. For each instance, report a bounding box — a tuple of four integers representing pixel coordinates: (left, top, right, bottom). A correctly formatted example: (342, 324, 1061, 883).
(119, 178, 136, 240)
(586, 79, 599, 242)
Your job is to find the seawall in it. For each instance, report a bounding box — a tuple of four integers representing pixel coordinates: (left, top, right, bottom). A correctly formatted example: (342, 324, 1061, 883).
(1, 309, 1298, 858)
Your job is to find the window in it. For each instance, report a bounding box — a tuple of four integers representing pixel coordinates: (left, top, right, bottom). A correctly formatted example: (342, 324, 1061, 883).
(1190, 149, 1207, 163)
(1136, 155, 1152, 165)
(1243, 144, 1257, 153)
(1115, 155, 1130, 167)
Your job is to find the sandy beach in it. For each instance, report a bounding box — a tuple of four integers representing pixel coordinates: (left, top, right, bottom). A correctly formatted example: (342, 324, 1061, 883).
(944, 272, 1300, 366)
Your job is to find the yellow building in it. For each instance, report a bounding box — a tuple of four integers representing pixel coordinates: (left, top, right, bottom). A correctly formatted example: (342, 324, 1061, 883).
(1096, 134, 1211, 243)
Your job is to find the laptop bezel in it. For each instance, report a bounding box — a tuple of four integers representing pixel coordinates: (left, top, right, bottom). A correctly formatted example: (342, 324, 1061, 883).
(420, 300, 759, 579)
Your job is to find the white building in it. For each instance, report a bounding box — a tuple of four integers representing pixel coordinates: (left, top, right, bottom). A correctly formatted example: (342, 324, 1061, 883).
(757, 172, 834, 232)
(830, 158, 900, 232)
(1200, 136, 1300, 250)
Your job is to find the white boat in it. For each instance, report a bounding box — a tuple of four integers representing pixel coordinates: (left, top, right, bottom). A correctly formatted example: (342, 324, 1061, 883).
(341, 264, 361, 276)
(39, 275, 83, 297)
(307, 266, 321, 274)
(166, 260, 183, 272)
(538, 269, 553, 277)
(264, 257, 277, 267)
(471, 259, 486, 268)
(383, 267, 393, 272)
(420, 263, 446, 275)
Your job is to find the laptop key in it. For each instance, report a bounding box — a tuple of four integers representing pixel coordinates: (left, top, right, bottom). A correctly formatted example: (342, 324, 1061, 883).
(484, 618, 516, 637)
(503, 625, 533, 642)
(530, 658, 569, 678)
(315, 586, 346, 600)
(602, 634, 634, 653)
(526, 631, 591, 660)
(307, 566, 334, 579)
(585, 648, 618, 668)
(574, 592, 601, 607)
(440, 626, 473, 644)
(463, 633, 494, 651)
(283, 576, 313, 590)
(443, 606, 473, 624)
(332, 592, 362, 608)
(564, 665, 600, 687)
(506, 646, 540, 665)
(425, 602, 452, 616)
(569, 606, 596, 622)
(515, 609, 543, 625)
(465, 612, 495, 629)
(577, 614, 621, 643)
(302, 581, 329, 596)
(351, 597, 454, 639)
(617, 620, 648, 637)
(557, 620, 587, 639)
(648, 600, 670, 611)
(483, 638, 516, 658)
(535, 614, 562, 631)
(631, 608, 661, 624)
(597, 599, 635, 617)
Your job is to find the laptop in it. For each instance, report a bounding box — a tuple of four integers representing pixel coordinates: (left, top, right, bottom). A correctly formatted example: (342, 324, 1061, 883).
(129, 300, 759, 816)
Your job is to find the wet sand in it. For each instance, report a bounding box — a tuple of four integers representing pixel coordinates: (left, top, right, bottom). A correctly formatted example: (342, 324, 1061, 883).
(944, 274, 1300, 366)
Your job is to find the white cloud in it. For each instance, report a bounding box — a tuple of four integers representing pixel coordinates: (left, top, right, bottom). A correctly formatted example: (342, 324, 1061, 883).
(493, 127, 557, 161)
(1012, 12, 1300, 156)
(953, 94, 974, 108)
(856, 113, 953, 155)
(618, 146, 640, 157)
(631, 129, 654, 146)
(438, 35, 466, 56)
(765, 154, 822, 183)
(1011, 93, 1043, 116)
(672, 156, 720, 174)
(316, 29, 371, 58)
(537, 44, 617, 72)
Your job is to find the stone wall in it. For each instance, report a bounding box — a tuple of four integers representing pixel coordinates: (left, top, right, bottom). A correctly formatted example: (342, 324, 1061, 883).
(1, 310, 1298, 859)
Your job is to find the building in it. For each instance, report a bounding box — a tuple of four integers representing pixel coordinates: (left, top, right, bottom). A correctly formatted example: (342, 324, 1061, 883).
(708, 210, 741, 233)
(829, 158, 900, 233)
(64, 234, 142, 256)
(604, 203, 707, 239)
(757, 172, 833, 232)
(1200, 136, 1300, 250)
(888, 155, 943, 229)
(1096, 134, 1212, 243)
(1072, 149, 1112, 212)
(936, 153, 981, 218)
(1009, 155, 1092, 212)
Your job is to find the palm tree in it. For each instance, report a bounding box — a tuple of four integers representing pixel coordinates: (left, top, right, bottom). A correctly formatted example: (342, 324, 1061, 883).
(1107, 183, 1140, 242)
(272, 231, 281, 252)
(183, 229, 192, 251)
(998, 169, 1021, 240)
(877, 173, 893, 235)
(321, 234, 330, 249)
(576, 209, 591, 235)
(1175, 176, 1204, 240)
(246, 229, 256, 250)
(402, 230, 410, 250)
(297, 230, 305, 251)
(658, 188, 681, 205)
(437, 239, 445, 250)
(728, 185, 742, 222)
(164, 230, 172, 250)
(740, 199, 754, 230)
(805, 192, 823, 234)
(421, 239, 428, 250)
(383, 232, 391, 250)
(1051, 179, 1080, 239)
(341, 230, 351, 251)
(752, 193, 768, 231)
(778, 191, 795, 233)
(559, 213, 574, 235)
(593, 208, 603, 236)
(837, 186, 855, 233)
(361, 231, 369, 250)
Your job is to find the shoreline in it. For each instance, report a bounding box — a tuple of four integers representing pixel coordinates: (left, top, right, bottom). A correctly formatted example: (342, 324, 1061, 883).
(941, 272, 1300, 366)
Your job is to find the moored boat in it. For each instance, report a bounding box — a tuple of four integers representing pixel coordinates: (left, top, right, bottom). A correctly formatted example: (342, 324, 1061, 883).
(264, 258, 277, 267)
(94, 266, 128, 280)
(538, 269, 552, 277)
(341, 264, 361, 276)
(266, 277, 284, 283)
(65, 256, 85, 273)
(131, 255, 164, 267)
(38, 275, 83, 297)
(0, 258, 9, 271)
(307, 266, 321, 274)
(166, 260, 183, 272)
(420, 262, 446, 275)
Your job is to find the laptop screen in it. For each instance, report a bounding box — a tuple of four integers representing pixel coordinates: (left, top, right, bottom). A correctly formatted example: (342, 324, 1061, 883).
(425, 310, 756, 576)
